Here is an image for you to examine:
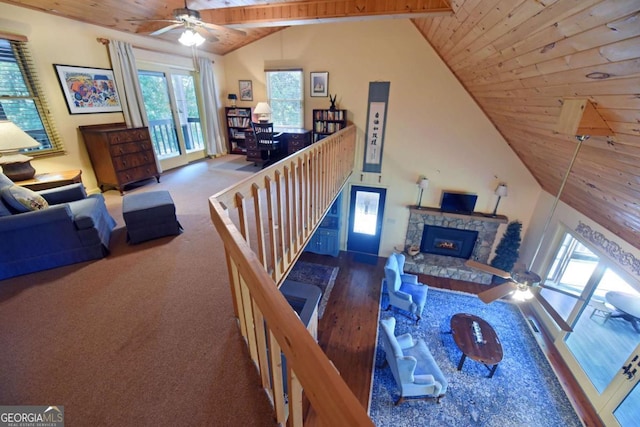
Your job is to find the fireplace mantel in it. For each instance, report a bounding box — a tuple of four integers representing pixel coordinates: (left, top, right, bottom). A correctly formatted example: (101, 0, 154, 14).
(409, 206, 508, 223)
(404, 206, 508, 284)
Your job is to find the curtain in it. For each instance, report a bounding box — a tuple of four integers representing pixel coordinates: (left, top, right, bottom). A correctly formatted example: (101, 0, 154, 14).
(107, 40, 162, 172)
(198, 58, 226, 156)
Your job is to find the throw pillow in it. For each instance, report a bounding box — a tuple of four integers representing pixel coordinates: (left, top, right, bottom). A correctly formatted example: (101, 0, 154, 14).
(1, 185, 49, 213)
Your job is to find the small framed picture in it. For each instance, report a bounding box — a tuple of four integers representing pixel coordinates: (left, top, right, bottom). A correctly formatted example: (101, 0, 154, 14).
(53, 64, 122, 114)
(239, 80, 253, 101)
(310, 72, 329, 97)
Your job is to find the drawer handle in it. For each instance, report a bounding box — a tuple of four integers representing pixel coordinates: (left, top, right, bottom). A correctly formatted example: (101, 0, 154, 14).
(121, 161, 126, 166)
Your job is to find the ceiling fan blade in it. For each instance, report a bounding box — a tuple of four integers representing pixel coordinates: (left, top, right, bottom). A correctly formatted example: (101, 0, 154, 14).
(150, 23, 184, 36)
(478, 282, 517, 303)
(193, 26, 219, 43)
(199, 21, 247, 36)
(127, 18, 180, 24)
(533, 292, 573, 332)
(465, 259, 512, 279)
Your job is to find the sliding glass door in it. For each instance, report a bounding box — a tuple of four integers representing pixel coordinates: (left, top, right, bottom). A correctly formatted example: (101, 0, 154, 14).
(540, 231, 640, 425)
(138, 67, 205, 170)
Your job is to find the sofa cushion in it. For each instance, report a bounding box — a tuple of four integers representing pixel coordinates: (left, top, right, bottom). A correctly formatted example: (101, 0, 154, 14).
(1, 185, 49, 213)
(0, 197, 12, 217)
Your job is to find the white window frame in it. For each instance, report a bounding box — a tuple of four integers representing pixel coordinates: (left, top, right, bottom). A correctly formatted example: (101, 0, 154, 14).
(265, 69, 304, 128)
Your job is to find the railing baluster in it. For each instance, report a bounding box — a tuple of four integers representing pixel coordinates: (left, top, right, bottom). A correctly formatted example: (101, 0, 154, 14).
(252, 299, 271, 393)
(287, 369, 303, 427)
(268, 330, 286, 426)
(283, 166, 294, 266)
(252, 183, 268, 270)
(265, 176, 279, 281)
(239, 275, 258, 365)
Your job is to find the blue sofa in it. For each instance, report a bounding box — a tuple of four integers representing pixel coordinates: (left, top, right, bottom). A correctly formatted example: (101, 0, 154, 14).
(0, 172, 116, 280)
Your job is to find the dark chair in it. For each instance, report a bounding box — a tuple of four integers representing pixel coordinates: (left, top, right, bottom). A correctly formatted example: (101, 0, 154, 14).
(251, 122, 284, 167)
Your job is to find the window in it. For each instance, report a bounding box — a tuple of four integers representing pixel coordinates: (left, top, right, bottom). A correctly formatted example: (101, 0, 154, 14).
(0, 36, 62, 155)
(265, 70, 303, 128)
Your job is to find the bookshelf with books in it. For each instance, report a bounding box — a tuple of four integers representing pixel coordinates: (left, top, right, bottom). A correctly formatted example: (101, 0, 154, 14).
(225, 107, 252, 154)
(312, 109, 347, 142)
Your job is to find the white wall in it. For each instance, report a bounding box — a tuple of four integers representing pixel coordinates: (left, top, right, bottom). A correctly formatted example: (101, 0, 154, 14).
(223, 20, 541, 257)
(0, 3, 225, 192)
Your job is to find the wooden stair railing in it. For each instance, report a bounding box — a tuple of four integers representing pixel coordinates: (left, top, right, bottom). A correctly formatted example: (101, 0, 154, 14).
(209, 125, 373, 426)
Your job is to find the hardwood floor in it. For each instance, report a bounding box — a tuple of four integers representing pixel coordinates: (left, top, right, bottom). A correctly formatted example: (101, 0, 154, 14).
(298, 251, 604, 427)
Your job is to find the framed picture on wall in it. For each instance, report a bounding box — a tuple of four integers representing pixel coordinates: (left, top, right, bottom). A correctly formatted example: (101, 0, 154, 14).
(239, 80, 253, 101)
(53, 64, 122, 114)
(310, 72, 329, 97)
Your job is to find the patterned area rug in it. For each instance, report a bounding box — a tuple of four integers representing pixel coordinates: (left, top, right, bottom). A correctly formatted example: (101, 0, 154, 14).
(370, 288, 581, 427)
(287, 261, 339, 319)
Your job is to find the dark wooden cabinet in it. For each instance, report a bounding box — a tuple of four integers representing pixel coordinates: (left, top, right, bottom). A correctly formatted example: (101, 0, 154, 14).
(313, 109, 347, 143)
(285, 128, 312, 154)
(226, 107, 252, 154)
(79, 123, 160, 194)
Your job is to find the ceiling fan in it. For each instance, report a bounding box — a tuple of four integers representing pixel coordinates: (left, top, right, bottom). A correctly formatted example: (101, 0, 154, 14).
(129, 1, 246, 46)
(465, 259, 573, 332)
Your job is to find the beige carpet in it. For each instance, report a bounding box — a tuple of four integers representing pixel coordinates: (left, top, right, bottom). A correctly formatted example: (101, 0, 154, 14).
(0, 156, 277, 426)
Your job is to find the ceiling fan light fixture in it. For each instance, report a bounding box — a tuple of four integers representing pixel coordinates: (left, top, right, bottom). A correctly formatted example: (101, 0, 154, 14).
(179, 28, 205, 47)
(512, 287, 534, 302)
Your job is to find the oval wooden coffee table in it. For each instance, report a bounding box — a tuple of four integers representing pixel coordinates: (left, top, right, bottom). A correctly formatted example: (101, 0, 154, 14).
(450, 313, 503, 378)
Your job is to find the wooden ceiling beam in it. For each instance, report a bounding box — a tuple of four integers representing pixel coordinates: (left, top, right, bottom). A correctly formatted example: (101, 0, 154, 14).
(199, 0, 453, 28)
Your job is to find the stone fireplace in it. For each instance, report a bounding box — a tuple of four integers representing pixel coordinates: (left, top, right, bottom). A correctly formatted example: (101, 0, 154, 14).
(404, 207, 507, 284)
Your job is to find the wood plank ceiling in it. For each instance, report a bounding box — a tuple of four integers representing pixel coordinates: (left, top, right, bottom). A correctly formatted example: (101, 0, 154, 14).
(414, 0, 640, 250)
(2, 0, 639, 250)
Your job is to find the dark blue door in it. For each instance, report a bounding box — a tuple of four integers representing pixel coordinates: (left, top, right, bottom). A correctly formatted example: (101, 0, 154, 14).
(347, 186, 386, 263)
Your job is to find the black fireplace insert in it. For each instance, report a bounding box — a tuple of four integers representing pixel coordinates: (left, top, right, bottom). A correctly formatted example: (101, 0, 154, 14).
(420, 225, 479, 259)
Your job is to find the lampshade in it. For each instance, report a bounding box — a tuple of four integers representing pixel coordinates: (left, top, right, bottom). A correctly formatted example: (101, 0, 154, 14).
(418, 177, 430, 190)
(178, 28, 205, 47)
(227, 94, 237, 100)
(254, 102, 272, 122)
(495, 184, 508, 197)
(0, 120, 41, 180)
(0, 121, 40, 154)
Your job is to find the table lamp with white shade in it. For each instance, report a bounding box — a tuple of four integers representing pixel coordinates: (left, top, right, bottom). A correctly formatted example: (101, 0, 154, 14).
(254, 102, 272, 123)
(492, 183, 508, 216)
(0, 120, 41, 181)
(416, 176, 429, 208)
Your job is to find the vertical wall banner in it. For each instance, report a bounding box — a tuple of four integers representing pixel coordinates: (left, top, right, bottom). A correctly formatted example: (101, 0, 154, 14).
(363, 82, 390, 173)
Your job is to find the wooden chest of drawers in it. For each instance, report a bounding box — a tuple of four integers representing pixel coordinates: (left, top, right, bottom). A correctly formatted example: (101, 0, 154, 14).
(79, 123, 160, 194)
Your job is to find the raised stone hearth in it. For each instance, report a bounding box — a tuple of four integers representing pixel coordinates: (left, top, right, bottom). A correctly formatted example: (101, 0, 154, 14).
(404, 207, 507, 284)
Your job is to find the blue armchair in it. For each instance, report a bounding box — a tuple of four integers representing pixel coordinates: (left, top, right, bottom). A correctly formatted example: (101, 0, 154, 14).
(0, 172, 116, 280)
(382, 253, 428, 323)
(379, 316, 447, 405)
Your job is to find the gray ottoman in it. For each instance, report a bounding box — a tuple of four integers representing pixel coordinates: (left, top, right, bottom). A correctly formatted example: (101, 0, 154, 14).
(122, 191, 182, 244)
